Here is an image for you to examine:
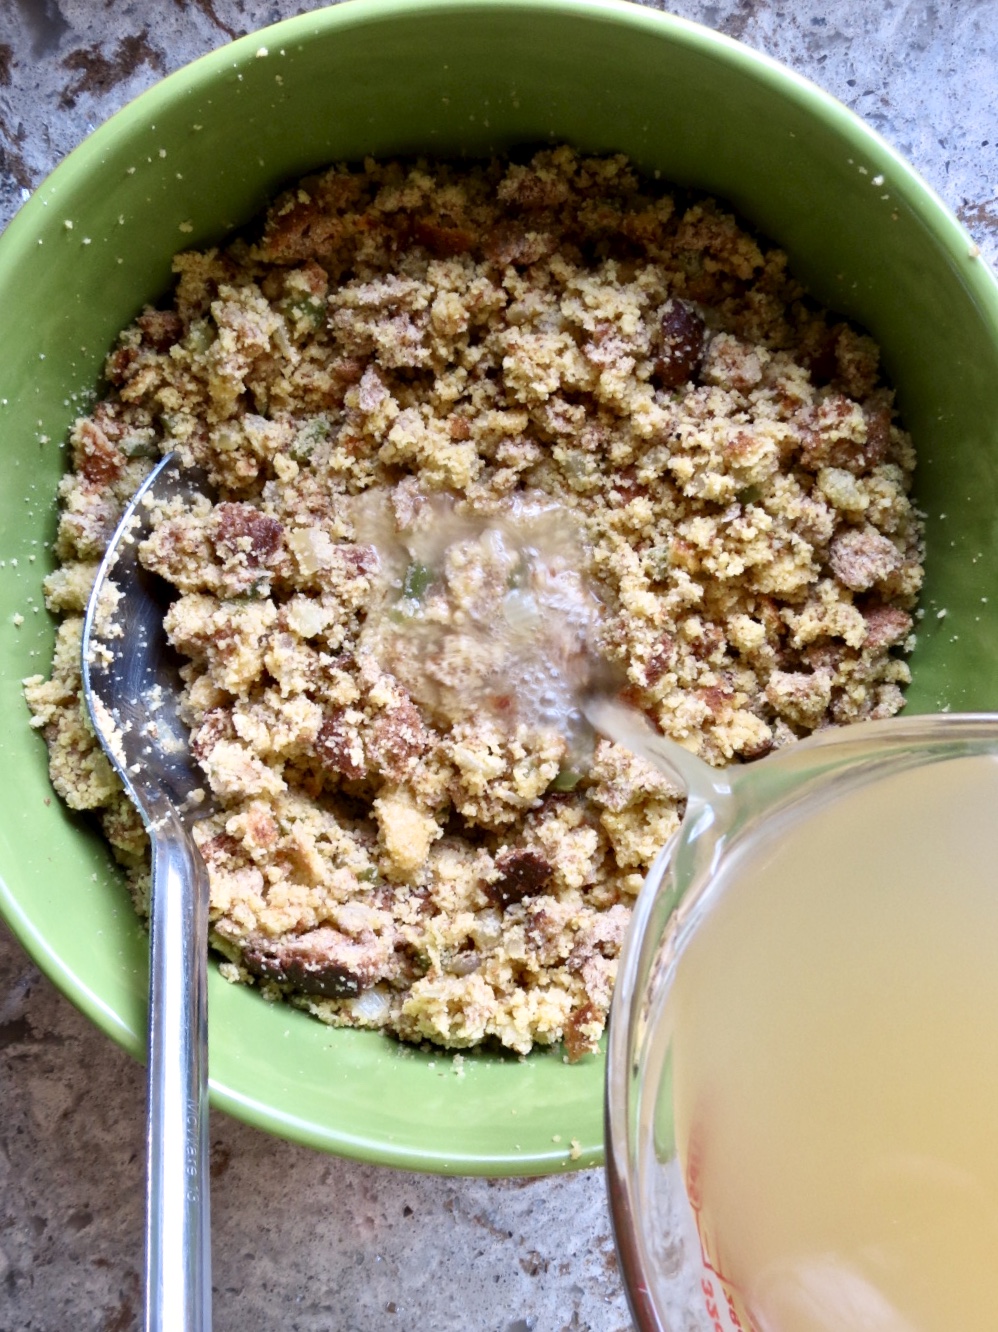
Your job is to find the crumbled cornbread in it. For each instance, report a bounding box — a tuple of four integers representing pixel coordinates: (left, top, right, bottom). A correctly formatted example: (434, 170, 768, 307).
(25, 147, 923, 1059)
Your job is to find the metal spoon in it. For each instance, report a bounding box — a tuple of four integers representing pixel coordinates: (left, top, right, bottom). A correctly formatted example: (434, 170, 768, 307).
(81, 452, 211, 1332)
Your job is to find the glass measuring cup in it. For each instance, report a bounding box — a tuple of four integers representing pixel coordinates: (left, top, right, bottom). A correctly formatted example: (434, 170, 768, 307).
(598, 706, 998, 1332)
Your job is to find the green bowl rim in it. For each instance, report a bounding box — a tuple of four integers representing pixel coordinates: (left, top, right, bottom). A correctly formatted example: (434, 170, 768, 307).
(7, 0, 998, 334)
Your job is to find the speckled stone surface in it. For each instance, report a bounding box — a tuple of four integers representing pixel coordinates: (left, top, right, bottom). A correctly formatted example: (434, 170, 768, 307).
(0, 2, 996, 1330)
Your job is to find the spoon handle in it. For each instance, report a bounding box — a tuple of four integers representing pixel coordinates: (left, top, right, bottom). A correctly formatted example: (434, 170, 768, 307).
(145, 810, 212, 1332)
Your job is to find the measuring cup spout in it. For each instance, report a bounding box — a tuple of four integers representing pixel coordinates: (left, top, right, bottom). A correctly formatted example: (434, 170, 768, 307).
(583, 696, 728, 803)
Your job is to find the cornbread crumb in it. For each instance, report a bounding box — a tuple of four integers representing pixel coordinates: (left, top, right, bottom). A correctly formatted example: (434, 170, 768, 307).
(27, 147, 922, 1060)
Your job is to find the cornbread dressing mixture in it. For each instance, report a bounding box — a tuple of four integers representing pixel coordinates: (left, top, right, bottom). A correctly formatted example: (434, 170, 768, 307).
(25, 148, 923, 1059)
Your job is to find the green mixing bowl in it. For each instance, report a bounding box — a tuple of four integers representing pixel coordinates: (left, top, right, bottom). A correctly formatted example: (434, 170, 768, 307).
(1, 0, 996, 1176)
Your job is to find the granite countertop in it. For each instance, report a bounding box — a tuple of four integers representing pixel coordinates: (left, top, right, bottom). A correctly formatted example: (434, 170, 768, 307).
(1, 2, 995, 1329)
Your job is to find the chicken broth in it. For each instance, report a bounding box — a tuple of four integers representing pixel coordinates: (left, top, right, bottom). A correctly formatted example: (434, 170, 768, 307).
(657, 754, 998, 1331)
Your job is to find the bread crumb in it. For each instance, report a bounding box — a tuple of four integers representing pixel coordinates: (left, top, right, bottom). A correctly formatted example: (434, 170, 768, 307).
(26, 147, 923, 1062)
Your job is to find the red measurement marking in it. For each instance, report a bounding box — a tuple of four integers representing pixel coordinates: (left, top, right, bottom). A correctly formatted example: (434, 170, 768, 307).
(687, 1111, 757, 1332)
